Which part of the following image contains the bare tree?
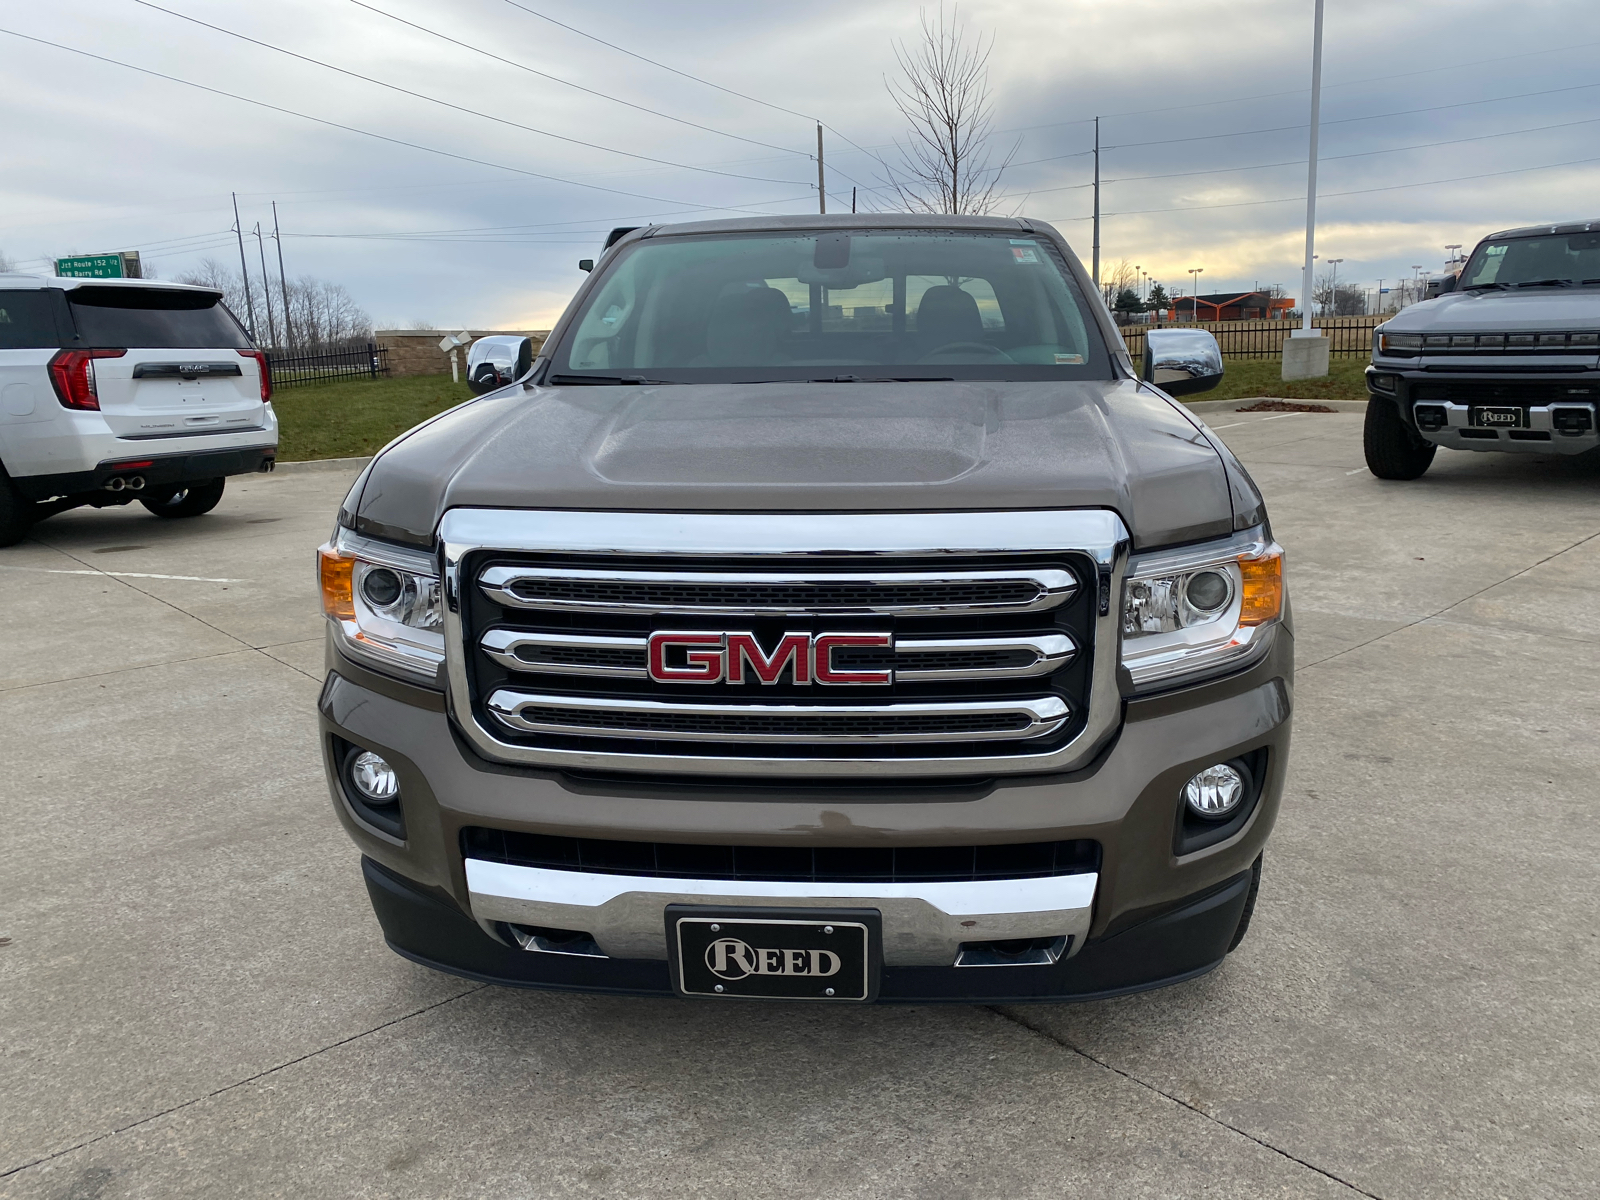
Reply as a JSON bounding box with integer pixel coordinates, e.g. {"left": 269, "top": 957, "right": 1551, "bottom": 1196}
{"left": 0, "top": 248, "right": 17, "bottom": 274}
{"left": 1102, "top": 258, "right": 1137, "bottom": 305}
{"left": 1312, "top": 269, "right": 1367, "bottom": 317}
{"left": 173, "top": 259, "right": 372, "bottom": 348}
{"left": 878, "top": 4, "right": 1015, "bottom": 215}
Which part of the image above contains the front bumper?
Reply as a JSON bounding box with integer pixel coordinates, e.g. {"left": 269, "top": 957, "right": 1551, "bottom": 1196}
{"left": 1366, "top": 363, "right": 1600, "bottom": 455}
{"left": 367, "top": 855, "right": 1256, "bottom": 1003}
{"left": 319, "top": 620, "right": 1292, "bottom": 1002}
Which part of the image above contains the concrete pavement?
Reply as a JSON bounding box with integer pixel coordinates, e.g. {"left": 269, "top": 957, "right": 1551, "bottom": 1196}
{"left": 1, "top": 416, "right": 1596, "bottom": 1199}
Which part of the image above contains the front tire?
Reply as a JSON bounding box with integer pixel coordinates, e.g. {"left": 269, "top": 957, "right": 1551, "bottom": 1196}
{"left": 1364, "top": 398, "right": 1436, "bottom": 480}
{"left": 0, "top": 472, "right": 35, "bottom": 546}
{"left": 140, "top": 477, "right": 226, "bottom": 519}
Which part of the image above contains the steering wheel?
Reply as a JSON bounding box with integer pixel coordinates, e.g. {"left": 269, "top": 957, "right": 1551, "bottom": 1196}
{"left": 918, "top": 341, "right": 1014, "bottom": 363}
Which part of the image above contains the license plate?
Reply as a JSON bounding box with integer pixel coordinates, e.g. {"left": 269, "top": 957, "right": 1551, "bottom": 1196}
{"left": 667, "top": 906, "right": 880, "bottom": 1001}
{"left": 1469, "top": 405, "right": 1525, "bottom": 428}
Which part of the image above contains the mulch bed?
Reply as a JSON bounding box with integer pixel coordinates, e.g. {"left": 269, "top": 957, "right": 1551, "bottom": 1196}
{"left": 1235, "top": 400, "right": 1337, "bottom": 413}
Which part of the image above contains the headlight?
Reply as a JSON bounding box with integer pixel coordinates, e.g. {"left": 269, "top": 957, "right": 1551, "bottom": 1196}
{"left": 318, "top": 528, "right": 444, "bottom": 682}
{"left": 1378, "top": 332, "right": 1422, "bottom": 354}
{"left": 1122, "top": 533, "right": 1284, "bottom": 690}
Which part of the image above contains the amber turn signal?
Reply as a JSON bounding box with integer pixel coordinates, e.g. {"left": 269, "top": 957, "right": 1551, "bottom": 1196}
{"left": 318, "top": 544, "right": 355, "bottom": 620}
{"left": 1237, "top": 547, "right": 1284, "bottom": 626}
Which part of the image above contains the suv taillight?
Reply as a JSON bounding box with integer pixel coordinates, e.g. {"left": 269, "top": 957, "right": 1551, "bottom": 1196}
{"left": 238, "top": 348, "right": 272, "bottom": 402}
{"left": 47, "top": 348, "right": 126, "bottom": 411}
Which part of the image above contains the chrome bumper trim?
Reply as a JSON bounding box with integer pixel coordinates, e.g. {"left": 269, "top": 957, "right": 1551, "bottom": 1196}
{"left": 484, "top": 690, "right": 1071, "bottom": 743}
{"left": 1414, "top": 400, "right": 1600, "bottom": 455}
{"left": 465, "top": 858, "right": 1098, "bottom": 966}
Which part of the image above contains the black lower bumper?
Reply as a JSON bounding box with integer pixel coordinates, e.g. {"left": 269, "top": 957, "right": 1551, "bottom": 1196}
{"left": 13, "top": 443, "right": 277, "bottom": 502}
{"left": 362, "top": 857, "right": 1255, "bottom": 1004}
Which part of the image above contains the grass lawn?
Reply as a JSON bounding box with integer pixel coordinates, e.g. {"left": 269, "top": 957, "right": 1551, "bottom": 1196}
{"left": 272, "top": 374, "right": 475, "bottom": 461}
{"left": 1195, "top": 356, "right": 1370, "bottom": 404}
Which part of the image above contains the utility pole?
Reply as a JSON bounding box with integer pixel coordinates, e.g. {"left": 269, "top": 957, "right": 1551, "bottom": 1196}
{"left": 1092, "top": 116, "right": 1101, "bottom": 289}
{"left": 272, "top": 201, "right": 294, "bottom": 349}
{"left": 253, "top": 223, "right": 278, "bottom": 348}
{"left": 851, "top": 186, "right": 856, "bottom": 213}
{"left": 812, "top": 124, "right": 825, "bottom": 216}
{"left": 231, "top": 192, "right": 258, "bottom": 341}
{"left": 1296, "top": 0, "right": 1325, "bottom": 336}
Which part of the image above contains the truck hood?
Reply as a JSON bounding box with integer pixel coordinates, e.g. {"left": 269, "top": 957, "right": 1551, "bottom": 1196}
{"left": 1385, "top": 287, "right": 1600, "bottom": 333}
{"left": 350, "top": 380, "right": 1249, "bottom": 551}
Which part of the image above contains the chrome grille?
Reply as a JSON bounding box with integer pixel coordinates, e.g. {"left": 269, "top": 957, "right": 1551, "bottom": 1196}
{"left": 485, "top": 692, "right": 1069, "bottom": 743}
{"left": 479, "top": 565, "right": 1075, "bottom": 615}
{"left": 441, "top": 509, "right": 1129, "bottom": 777}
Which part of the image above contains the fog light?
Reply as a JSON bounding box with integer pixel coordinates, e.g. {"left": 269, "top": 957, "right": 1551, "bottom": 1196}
{"left": 1184, "top": 764, "right": 1245, "bottom": 820}
{"left": 349, "top": 751, "right": 399, "bottom": 804}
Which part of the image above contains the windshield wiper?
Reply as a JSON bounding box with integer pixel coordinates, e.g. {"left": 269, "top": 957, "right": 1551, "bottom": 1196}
{"left": 1513, "top": 278, "right": 1575, "bottom": 288}
{"left": 545, "top": 373, "right": 678, "bottom": 385}
{"left": 1461, "top": 282, "right": 1509, "bottom": 291}
{"left": 805, "top": 375, "right": 958, "bottom": 383}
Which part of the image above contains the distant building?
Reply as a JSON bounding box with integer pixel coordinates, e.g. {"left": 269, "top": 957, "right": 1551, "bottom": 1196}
{"left": 1163, "top": 291, "right": 1296, "bottom": 321}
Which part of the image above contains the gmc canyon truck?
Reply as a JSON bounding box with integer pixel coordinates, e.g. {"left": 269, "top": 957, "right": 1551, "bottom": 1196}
{"left": 318, "top": 215, "right": 1291, "bottom": 1004}
{"left": 1366, "top": 221, "right": 1600, "bottom": 479}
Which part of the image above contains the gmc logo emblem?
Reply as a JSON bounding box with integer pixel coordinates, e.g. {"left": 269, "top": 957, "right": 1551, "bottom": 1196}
{"left": 647, "top": 631, "right": 892, "bottom": 686}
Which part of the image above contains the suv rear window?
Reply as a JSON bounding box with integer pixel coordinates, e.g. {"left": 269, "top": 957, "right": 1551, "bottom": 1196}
{"left": 67, "top": 286, "right": 250, "bottom": 349}
{"left": 0, "top": 291, "right": 66, "bottom": 349}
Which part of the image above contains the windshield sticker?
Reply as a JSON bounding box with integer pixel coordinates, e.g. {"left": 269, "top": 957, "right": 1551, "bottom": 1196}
{"left": 1011, "top": 246, "right": 1040, "bottom": 264}
{"left": 1054, "top": 353, "right": 1084, "bottom": 365}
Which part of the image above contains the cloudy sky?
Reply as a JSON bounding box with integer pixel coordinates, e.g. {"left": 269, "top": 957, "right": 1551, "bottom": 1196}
{"left": 4, "top": 0, "right": 1599, "bottom": 330}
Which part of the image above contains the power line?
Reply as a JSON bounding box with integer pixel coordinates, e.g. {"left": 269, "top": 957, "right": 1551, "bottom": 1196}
{"left": 345, "top": 0, "right": 806, "bottom": 158}
{"left": 1037, "top": 153, "right": 1600, "bottom": 222}
{"left": 130, "top": 1, "right": 810, "bottom": 187}
{"left": 1010, "top": 115, "right": 1600, "bottom": 197}
{"left": 492, "top": 0, "right": 885, "bottom": 191}
{"left": 0, "top": 26, "right": 806, "bottom": 214}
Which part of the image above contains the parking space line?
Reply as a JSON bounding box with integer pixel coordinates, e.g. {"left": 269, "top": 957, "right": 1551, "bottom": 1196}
{"left": 0, "top": 566, "right": 242, "bottom": 583}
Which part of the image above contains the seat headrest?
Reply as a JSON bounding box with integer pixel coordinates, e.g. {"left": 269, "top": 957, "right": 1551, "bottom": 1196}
{"left": 915, "top": 285, "right": 984, "bottom": 348}
{"left": 703, "top": 286, "right": 792, "bottom": 364}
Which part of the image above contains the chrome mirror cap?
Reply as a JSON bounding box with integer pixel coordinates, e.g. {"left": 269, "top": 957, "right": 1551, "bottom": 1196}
{"left": 1142, "top": 328, "right": 1224, "bottom": 396}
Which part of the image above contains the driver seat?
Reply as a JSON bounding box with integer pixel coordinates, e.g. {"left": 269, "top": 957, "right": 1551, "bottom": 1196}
{"left": 915, "top": 285, "right": 984, "bottom": 353}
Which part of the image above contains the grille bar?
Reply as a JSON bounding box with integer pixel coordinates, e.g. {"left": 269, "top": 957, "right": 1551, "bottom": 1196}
{"left": 478, "top": 565, "right": 1076, "bottom": 616}
{"left": 479, "top": 629, "right": 1075, "bottom": 682}
{"left": 485, "top": 690, "right": 1071, "bottom": 743}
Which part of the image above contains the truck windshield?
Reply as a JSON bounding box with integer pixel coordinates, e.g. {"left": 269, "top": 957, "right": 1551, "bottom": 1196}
{"left": 1459, "top": 231, "right": 1600, "bottom": 289}
{"left": 547, "top": 229, "right": 1109, "bottom": 383}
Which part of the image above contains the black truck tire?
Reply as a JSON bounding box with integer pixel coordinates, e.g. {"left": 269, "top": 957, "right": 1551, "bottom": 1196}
{"left": 0, "top": 471, "right": 35, "bottom": 546}
{"left": 140, "top": 477, "right": 226, "bottom": 519}
{"left": 1364, "top": 398, "right": 1436, "bottom": 480}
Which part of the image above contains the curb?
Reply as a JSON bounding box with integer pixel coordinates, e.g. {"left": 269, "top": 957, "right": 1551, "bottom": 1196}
{"left": 272, "top": 456, "right": 374, "bottom": 474}
{"left": 1184, "top": 397, "right": 1368, "bottom": 414}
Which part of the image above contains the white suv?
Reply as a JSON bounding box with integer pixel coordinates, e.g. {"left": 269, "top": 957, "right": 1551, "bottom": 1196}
{"left": 0, "top": 275, "right": 279, "bottom": 545}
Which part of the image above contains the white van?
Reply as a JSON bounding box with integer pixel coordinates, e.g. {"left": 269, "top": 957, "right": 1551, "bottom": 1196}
{"left": 0, "top": 275, "right": 278, "bottom": 545}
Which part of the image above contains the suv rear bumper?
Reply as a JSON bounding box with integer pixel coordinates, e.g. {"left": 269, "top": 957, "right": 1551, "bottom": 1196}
{"left": 11, "top": 442, "right": 277, "bottom": 501}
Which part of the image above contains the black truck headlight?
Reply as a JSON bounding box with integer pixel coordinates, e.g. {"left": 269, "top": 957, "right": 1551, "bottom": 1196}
{"left": 318, "top": 529, "right": 444, "bottom": 682}
{"left": 1122, "top": 534, "right": 1284, "bottom": 691}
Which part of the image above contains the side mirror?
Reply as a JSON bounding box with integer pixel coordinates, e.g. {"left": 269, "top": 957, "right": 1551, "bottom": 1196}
{"left": 1142, "top": 328, "right": 1224, "bottom": 396}
{"left": 1436, "top": 274, "right": 1458, "bottom": 295}
{"left": 578, "top": 258, "right": 594, "bottom": 273}
{"left": 514, "top": 337, "right": 535, "bottom": 380}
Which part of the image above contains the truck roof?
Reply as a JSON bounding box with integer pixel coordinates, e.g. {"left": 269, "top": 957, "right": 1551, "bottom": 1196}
{"left": 1485, "top": 219, "right": 1600, "bottom": 239}
{"left": 633, "top": 213, "right": 1049, "bottom": 238}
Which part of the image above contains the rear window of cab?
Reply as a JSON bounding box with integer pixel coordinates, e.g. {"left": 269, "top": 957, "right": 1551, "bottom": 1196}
{"left": 0, "top": 286, "right": 249, "bottom": 350}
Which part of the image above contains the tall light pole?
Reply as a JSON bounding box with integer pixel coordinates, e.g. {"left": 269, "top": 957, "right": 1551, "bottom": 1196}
{"left": 1326, "top": 257, "right": 1344, "bottom": 316}
{"left": 1445, "top": 243, "right": 1462, "bottom": 266}
{"left": 1295, "top": 0, "right": 1325, "bottom": 337}
{"left": 1376, "top": 278, "right": 1385, "bottom": 315}
{"left": 1092, "top": 116, "right": 1101, "bottom": 288}
{"left": 1190, "top": 267, "right": 1204, "bottom": 321}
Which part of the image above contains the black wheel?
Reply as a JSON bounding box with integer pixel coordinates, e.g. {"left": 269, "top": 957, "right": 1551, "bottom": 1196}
{"left": 1363, "top": 398, "right": 1436, "bottom": 480}
{"left": 1227, "top": 856, "right": 1263, "bottom": 953}
{"left": 140, "top": 477, "right": 226, "bottom": 519}
{"left": 0, "top": 471, "right": 35, "bottom": 546}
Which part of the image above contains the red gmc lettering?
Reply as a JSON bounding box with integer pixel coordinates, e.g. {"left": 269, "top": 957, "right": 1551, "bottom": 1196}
{"left": 813, "top": 633, "right": 893, "bottom": 685}
{"left": 726, "top": 632, "right": 810, "bottom": 684}
{"left": 646, "top": 632, "right": 724, "bottom": 683}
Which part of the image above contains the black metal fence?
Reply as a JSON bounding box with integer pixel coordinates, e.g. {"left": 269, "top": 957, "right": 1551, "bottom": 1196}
{"left": 1119, "top": 317, "right": 1380, "bottom": 364}
{"left": 265, "top": 340, "right": 389, "bottom": 389}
